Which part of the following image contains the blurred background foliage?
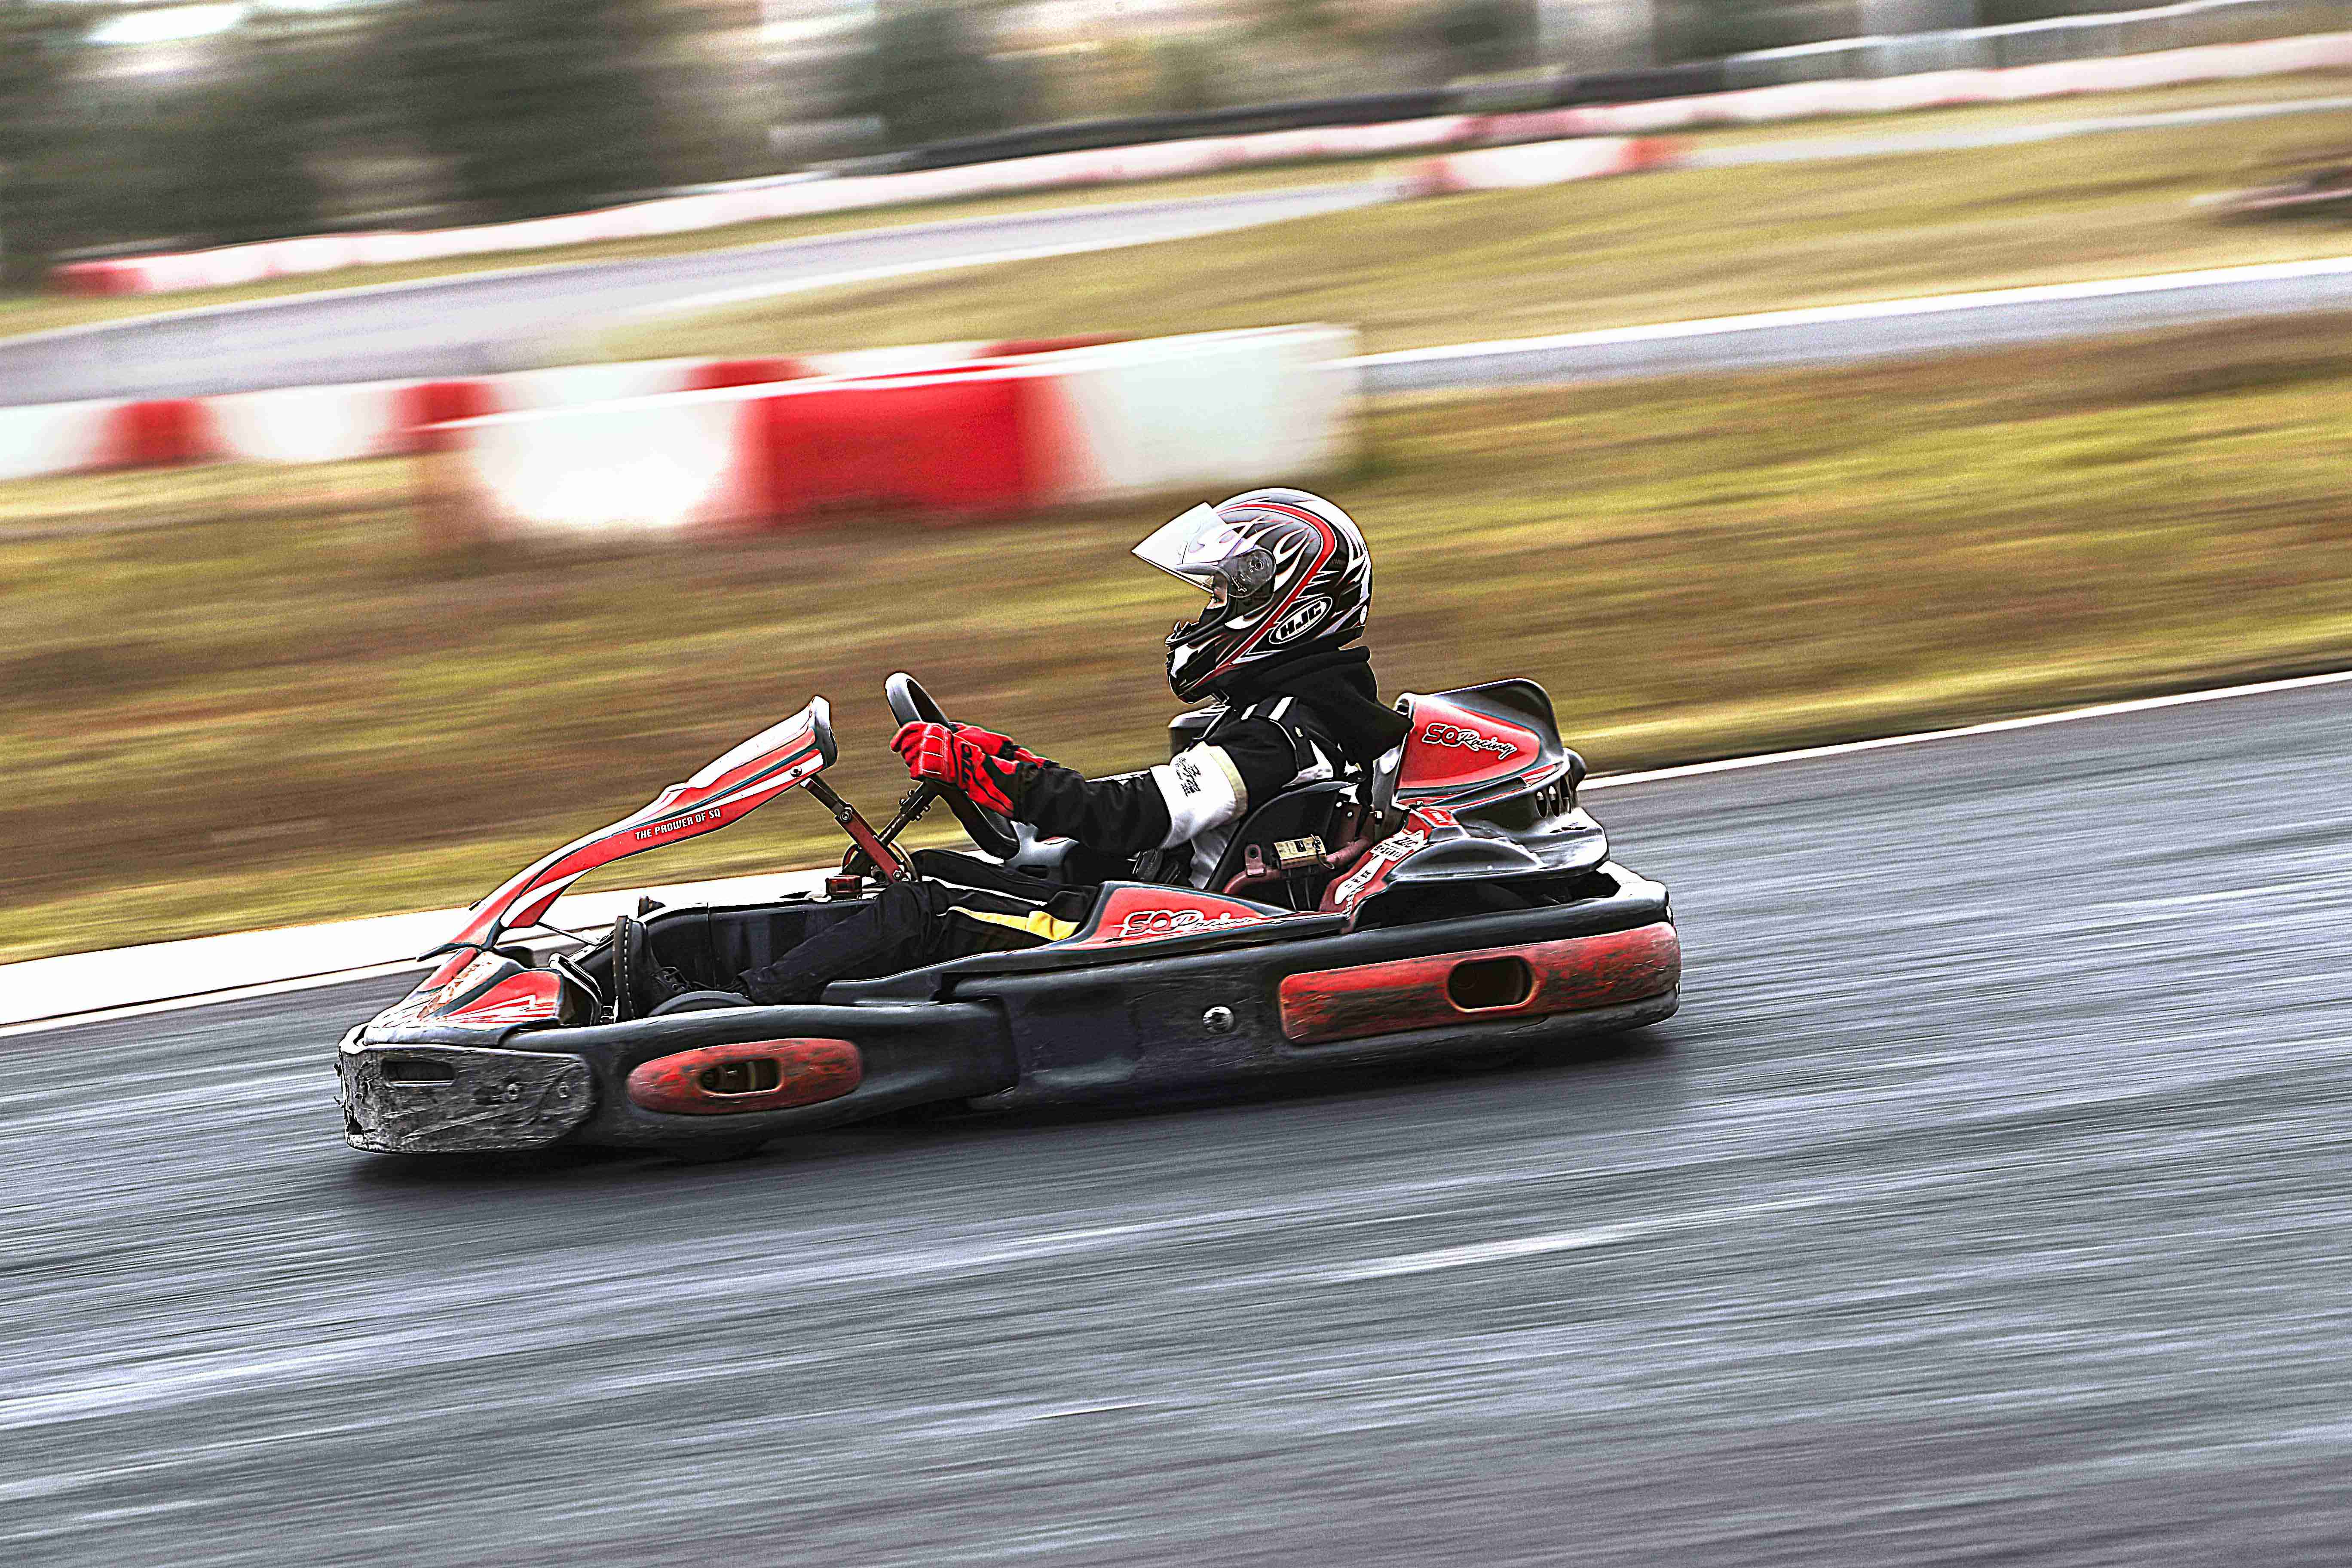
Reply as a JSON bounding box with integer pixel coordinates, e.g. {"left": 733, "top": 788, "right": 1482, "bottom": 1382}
{"left": 0, "top": 0, "right": 2275, "bottom": 286}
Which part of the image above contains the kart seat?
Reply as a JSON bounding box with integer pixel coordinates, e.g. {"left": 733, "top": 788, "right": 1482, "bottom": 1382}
{"left": 1206, "top": 779, "right": 1362, "bottom": 910}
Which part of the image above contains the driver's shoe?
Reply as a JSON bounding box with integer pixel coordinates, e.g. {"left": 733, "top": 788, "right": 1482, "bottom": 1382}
{"left": 612, "top": 915, "right": 693, "bottom": 1021}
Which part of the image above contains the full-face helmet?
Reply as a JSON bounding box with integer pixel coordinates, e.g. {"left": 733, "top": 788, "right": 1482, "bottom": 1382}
{"left": 1132, "top": 487, "right": 1372, "bottom": 702}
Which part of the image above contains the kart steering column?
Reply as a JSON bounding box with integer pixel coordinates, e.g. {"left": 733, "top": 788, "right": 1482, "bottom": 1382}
{"left": 873, "top": 781, "right": 943, "bottom": 849}
{"left": 803, "top": 776, "right": 911, "bottom": 882}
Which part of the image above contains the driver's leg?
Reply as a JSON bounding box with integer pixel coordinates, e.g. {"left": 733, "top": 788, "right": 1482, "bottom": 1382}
{"left": 734, "top": 879, "right": 1085, "bottom": 1006}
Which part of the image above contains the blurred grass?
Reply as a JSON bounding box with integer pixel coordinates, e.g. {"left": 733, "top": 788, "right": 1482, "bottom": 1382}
{"left": 606, "top": 100, "right": 2352, "bottom": 361}
{"left": 7, "top": 313, "right": 2352, "bottom": 962}
{"left": 6, "top": 70, "right": 2349, "bottom": 345}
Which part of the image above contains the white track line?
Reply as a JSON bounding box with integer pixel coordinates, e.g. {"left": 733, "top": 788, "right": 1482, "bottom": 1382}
{"left": 6, "top": 666, "right": 2348, "bottom": 1039}
{"left": 0, "top": 962, "right": 435, "bottom": 1043}
{"left": 1348, "top": 255, "right": 2352, "bottom": 371}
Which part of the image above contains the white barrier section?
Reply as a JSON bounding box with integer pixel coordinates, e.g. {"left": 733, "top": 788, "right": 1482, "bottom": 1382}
{"left": 1041, "top": 326, "right": 1362, "bottom": 499}
{"left": 0, "top": 399, "right": 122, "bottom": 481}
{"left": 1410, "top": 136, "right": 1674, "bottom": 194}
{"left": 440, "top": 388, "right": 769, "bottom": 537}
{"left": 798, "top": 342, "right": 988, "bottom": 377}
{"left": 208, "top": 380, "right": 415, "bottom": 465}
{"left": 496, "top": 359, "right": 713, "bottom": 411}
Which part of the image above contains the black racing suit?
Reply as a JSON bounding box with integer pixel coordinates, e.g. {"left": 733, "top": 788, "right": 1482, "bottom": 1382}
{"left": 734, "top": 643, "right": 1410, "bottom": 1005}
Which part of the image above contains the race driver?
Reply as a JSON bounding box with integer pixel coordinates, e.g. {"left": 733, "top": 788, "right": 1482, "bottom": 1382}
{"left": 626, "top": 486, "right": 1409, "bottom": 1014}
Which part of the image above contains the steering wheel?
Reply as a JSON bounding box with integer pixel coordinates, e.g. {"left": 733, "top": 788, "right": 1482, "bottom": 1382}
{"left": 885, "top": 672, "right": 1021, "bottom": 860}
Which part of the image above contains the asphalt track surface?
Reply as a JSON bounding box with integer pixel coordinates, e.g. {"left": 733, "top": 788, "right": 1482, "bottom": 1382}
{"left": 0, "top": 182, "right": 1392, "bottom": 406}
{"left": 6, "top": 678, "right": 2349, "bottom": 1565}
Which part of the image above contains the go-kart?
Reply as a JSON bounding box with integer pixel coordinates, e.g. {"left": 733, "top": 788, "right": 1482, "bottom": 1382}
{"left": 335, "top": 673, "right": 1680, "bottom": 1158}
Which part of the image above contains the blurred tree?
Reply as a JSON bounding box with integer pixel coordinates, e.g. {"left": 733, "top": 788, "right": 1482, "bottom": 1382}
{"left": 1148, "top": 37, "right": 1228, "bottom": 114}
{"left": 389, "top": 0, "right": 663, "bottom": 217}
{"left": 4, "top": 7, "right": 374, "bottom": 279}
{"left": 1249, "top": 0, "right": 1369, "bottom": 46}
{"left": 1657, "top": 0, "right": 1870, "bottom": 61}
{"left": 1426, "top": 0, "right": 1539, "bottom": 77}
{"left": 386, "top": 0, "right": 747, "bottom": 219}
{"left": 854, "top": 3, "right": 1031, "bottom": 149}
{"left": 153, "top": 20, "right": 354, "bottom": 245}
{"left": 0, "top": 0, "right": 84, "bottom": 286}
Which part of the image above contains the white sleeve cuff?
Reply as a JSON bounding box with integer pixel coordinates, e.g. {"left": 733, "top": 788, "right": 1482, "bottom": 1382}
{"left": 1150, "top": 743, "right": 1248, "bottom": 848}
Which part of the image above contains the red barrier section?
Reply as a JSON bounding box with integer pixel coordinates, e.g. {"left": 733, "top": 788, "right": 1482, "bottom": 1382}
{"left": 756, "top": 375, "right": 1042, "bottom": 523}
{"left": 396, "top": 380, "right": 500, "bottom": 453}
{"left": 52, "top": 262, "right": 136, "bottom": 298}
{"left": 95, "top": 400, "right": 215, "bottom": 468}
{"left": 682, "top": 358, "right": 814, "bottom": 391}
{"left": 1629, "top": 136, "right": 1685, "bottom": 172}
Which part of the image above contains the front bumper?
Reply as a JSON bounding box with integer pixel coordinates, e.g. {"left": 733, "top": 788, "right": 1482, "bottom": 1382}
{"left": 338, "top": 1001, "right": 1018, "bottom": 1156}
{"left": 336, "top": 1035, "right": 594, "bottom": 1153}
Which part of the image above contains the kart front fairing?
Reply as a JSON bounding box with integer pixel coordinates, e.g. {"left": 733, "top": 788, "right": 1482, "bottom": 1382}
{"left": 370, "top": 699, "right": 839, "bottom": 1042}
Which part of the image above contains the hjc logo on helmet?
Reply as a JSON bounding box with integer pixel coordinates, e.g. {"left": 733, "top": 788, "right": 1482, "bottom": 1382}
{"left": 1265, "top": 596, "right": 1331, "bottom": 646}
{"left": 1421, "top": 721, "right": 1516, "bottom": 757}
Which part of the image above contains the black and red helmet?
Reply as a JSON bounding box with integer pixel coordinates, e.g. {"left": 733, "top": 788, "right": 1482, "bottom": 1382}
{"left": 1133, "top": 487, "right": 1372, "bottom": 702}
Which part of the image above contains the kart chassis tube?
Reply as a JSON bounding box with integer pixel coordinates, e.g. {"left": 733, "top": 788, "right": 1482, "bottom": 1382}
{"left": 341, "top": 873, "right": 1672, "bottom": 1152}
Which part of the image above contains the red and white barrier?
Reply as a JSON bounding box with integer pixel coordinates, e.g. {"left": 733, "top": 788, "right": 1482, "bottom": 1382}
{"left": 1535, "top": 31, "right": 2352, "bottom": 135}
{"left": 424, "top": 326, "right": 1360, "bottom": 543}
{"left": 1407, "top": 136, "right": 1682, "bottom": 196}
{"left": 0, "top": 338, "right": 1115, "bottom": 481}
{"left": 55, "top": 30, "right": 2352, "bottom": 300}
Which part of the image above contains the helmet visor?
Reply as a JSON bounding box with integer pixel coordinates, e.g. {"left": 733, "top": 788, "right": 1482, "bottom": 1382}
{"left": 1133, "top": 503, "right": 1251, "bottom": 595}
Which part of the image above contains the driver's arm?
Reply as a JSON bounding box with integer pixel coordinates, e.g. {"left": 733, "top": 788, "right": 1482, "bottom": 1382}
{"left": 1008, "top": 719, "right": 1306, "bottom": 858}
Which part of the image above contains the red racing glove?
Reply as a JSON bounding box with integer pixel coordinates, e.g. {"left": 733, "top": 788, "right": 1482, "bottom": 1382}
{"left": 891, "top": 721, "right": 1023, "bottom": 815}
{"left": 940, "top": 722, "right": 1046, "bottom": 767}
